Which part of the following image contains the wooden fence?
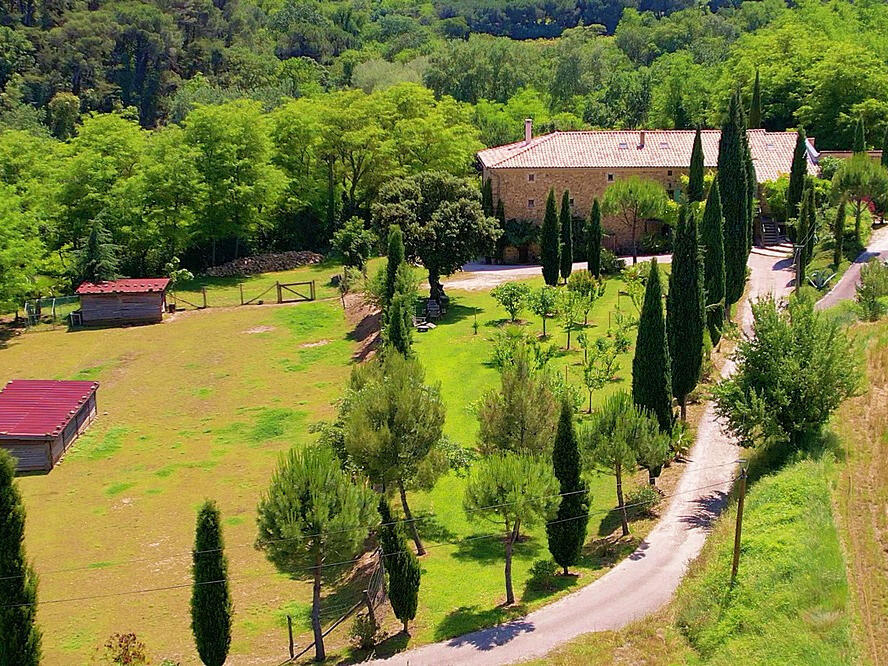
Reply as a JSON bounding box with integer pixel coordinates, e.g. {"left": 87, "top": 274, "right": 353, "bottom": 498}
{"left": 170, "top": 280, "right": 316, "bottom": 311}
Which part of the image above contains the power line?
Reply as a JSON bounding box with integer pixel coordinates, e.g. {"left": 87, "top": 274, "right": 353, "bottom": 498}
{"left": 0, "top": 475, "right": 739, "bottom": 610}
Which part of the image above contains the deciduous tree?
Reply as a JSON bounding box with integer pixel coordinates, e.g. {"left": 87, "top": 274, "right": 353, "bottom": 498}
{"left": 832, "top": 153, "right": 888, "bottom": 242}
{"left": 748, "top": 69, "right": 762, "bottom": 129}
{"left": 491, "top": 281, "right": 531, "bottom": 322}
{"left": 529, "top": 285, "right": 558, "bottom": 337}
{"left": 602, "top": 176, "right": 667, "bottom": 264}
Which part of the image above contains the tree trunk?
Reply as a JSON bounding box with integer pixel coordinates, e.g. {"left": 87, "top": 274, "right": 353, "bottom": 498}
{"left": 855, "top": 200, "right": 863, "bottom": 243}
{"left": 312, "top": 551, "right": 325, "bottom": 662}
{"left": 616, "top": 464, "right": 629, "bottom": 537}
{"left": 402, "top": 618, "right": 409, "bottom": 634}
{"left": 504, "top": 519, "right": 520, "bottom": 605}
{"left": 679, "top": 395, "right": 687, "bottom": 421}
{"left": 398, "top": 480, "right": 425, "bottom": 556}
{"left": 566, "top": 327, "right": 571, "bottom": 350}
{"left": 542, "top": 316, "right": 547, "bottom": 337}
{"left": 588, "top": 390, "right": 592, "bottom": 414}
{"left": 428, "top": 270, "right": 444, "bottom": 303}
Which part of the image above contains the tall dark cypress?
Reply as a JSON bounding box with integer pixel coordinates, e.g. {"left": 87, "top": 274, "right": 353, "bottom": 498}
{"left": 833, "top": 199, "right": 846, "bottom": 267}
{"left": 587, "top": 199, "right": 602, "bottom": 278}
{"left": 803, "top": 183, "right": 816, "bottom": 263}
{"left": 743, "top": 127, "right": 756, "bottom": 251}
{"left": 786, "top": 128, "right": 808, "bottom": 233}
{"left": 541, "top": 189, "right": 561, "bottom": 286}
{"left": 191, "top": 500, "right": 232, "bottom": 666}
{"left": 378, "top": 498, "right": 420, "bottom": 633}
{"left": 701, "top": 180, "right": 726, "bottom": 345}
{"left": 853, "top": 117, "right": 867, "bottom": 154}
{"left": 546, "top": 400, "right": 589, "bottom": 576}
{"left": 559, "top": 190, "right": 573, "bottom": 282}
{"left": 687, "top": 127, "right": 705, "bottom": 203}
{"left": 667, "top": 207, "right": 704, "bottom": 421}
{"left": 632, "top": 258, "right": 672, "bottom": 432}
{"left": 481, "top": 177, "right": 494, "bottom": 217}
{"left": 0, "top": 450, "right": 41, "bottom": 666}
{"left": 384, "top": 225, "right": 405, "bottom": 306}
{"left": 748, "top": 69, "right": 762, "bottom": 129}
{"left": 719, "top": 89, "right": 749, "bottom": 309}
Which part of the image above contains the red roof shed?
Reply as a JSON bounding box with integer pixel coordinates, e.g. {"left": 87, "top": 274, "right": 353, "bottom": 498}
{"left": 0, "top": 380, "right": 100, "bottom": 472}
{"left": 75, "top": 278, "right": 170, "bottom": 326}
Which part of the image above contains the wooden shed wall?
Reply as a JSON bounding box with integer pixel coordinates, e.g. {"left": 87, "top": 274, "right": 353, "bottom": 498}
{"left": 1, "top": 393, "right": 98, "bottom": 472}
{"left": 81, "top": 292, "right": 165, "bottom": 324}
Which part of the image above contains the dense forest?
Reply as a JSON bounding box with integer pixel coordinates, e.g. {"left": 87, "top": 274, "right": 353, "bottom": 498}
{"left": 1, "top": 0, "right": 888, "bottom": 306}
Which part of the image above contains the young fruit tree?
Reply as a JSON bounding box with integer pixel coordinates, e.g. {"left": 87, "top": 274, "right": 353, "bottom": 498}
{"left": 712, "top": 295, "right": 859, "bottom": 450}
{"left": 0, "top": 449, "right": 41, "bottom": 666}
{"left": 371, "top": 172, "right": 500, "bottom": 302}
{"left": 601, "top": 176, "right": 667, "bottom": 264}
{"left": 567, "top": 269, "right": 604, "bottom": 325}
{"left": 478, "top": 349, "right": 558, "bottom": 457}
{"left": 491, "top": 281, "right": 532, "bottom": 322}
{"left": 463, "top": 453, "right": 560, "bottom": 604}
{"left": 255, "top": 447, "right": 376, "bottom": 663}
{"left": 529, "top": 285, "right": 559, "bottom": 337}
{"left": 580, "top": 392, "right": 669, "bottom": 536}
{"left": 344, "top": 354, "right": 446, "bottom": 556}
{"left": 191, "top": 500, "right": 232, "bottom": 666}
{"left": 631, "top": 258, "right": 673, "bottom": 432}
{"left": 556, "top": 288, "right": 584, "bottom": 350}
{"left": 546, "top": 400, "right": 589, "bottom": 575}
{"left": 377, "top": 498, "right": 420, "bottom": 634}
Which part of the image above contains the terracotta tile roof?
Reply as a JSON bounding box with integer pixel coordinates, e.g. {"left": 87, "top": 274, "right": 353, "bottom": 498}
{"left": 76, "top": 278, "right": 170, "bottom": 295}
{"left": 477, "top": 129, "right": 818, "bottom": 183}
{"left": 0, "top": 379, "right": 98, "bottom": 439}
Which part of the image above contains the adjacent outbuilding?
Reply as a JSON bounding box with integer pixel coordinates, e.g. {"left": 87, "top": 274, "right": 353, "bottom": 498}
{"left": 74, "top": 278, "right": 170, "bottom": 326}
{"left": 0, "top": 380, "right": 99, "bottom": 472}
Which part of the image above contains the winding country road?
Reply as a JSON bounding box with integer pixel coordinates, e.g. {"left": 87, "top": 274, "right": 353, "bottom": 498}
{"left": 816, "top": 225, "right": 888, "bottom": 310}
{"left": 366, "top": 246, "right": 797, "bottom": 666}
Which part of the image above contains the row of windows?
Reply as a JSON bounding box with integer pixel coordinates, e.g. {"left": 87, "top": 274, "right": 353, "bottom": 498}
{"left": 527, "top": 189, "right": 680, "bottom": 209}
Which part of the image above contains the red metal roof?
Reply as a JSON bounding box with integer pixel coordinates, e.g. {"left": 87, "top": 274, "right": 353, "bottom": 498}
{"left": 0, "top": 380, "right": 99, "bottom": 439}
{"left": 477, "top": 129, "right": 819, "bottom": 183}
{"left": 76, "top": 278, "right": 170, "bottom": 295}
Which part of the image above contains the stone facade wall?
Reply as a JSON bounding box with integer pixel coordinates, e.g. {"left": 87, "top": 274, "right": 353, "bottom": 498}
{"left": 483, "top": 165, "right": 686, "bottom": 252}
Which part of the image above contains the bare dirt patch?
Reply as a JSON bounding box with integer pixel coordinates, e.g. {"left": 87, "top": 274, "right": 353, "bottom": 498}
{"left": 244, "top": 325, "right": 275, "bottom": 334}
{"left": 300, "top": 338, "right": 330, "bottom": 348}
{"left": 342, "top": 292, "right": 381, "bottom": 362}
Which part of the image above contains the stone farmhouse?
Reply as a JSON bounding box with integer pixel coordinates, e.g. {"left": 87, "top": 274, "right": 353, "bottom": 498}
{"left": 477, "top": 120, "right": 819, "bottom": 259}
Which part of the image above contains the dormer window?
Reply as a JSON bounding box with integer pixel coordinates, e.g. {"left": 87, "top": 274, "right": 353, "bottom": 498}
{"left": 660, "top": 142, "right": 669, "bottom": 149}
{"left": 618, "top": 142, "right": 628, "bottom": 150}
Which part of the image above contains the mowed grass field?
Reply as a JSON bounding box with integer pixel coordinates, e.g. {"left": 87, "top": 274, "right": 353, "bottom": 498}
{"left": 3, "top": 263, "right": 657, "bottom": 664}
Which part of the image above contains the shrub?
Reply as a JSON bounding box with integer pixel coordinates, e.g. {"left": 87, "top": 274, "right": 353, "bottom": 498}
{"left": 100, "top": 633, "right": 148, "bottom": 665}
{"left": 625, "top": 484, "right": 661, "bottom": 519}
{"left": 856, "top": 259, "right": 888, "bottom": 321}
{"left": 349, "top": 612, "right": 381, "bottom": 650}
{"left": 599, "top": 248, "right": 625, "bottom": 275}
{"left": 488, "top": 325, "right": 555, "bottom": 371}
{"left": 527, "top": 558, "right": 559, "bottom": 591}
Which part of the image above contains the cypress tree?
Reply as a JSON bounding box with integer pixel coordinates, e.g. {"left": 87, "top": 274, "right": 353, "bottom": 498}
{"left": 667, "top": 207, "right": 704, "bottom": 421}
{"left": 541, "top": 189, "right": 561, "bottom": 286}
{"left": 796, "top": 184, "right": 812, "bottom": 288}
{"left": 378, "top": 498, "right": 420, "bottom": 634}
{"left": 803, "top": 183, "right": 816, "bottom": 263}
{"left": 743, "top": 128, "right": 756, "bottom": 252}
{"left": 687, "top": 127, "right": 705, "bottom": 203}
{"left": 719, "top": 89, "right": 749, "bottom": 310}
{"left": 882, "top": 127, "right": 888, "bottom": 169}
{"left": 191, "top": 499, "right": 232, "bottom": 666}
{"left": 384, "top": 292, "right": 413, "bottom": 357}
{"left": 853, "top": 117, "right": 866, "bottom": 154}
{"left": 559, "top": 190, "right": 573, "bottom": 282}
{"left": 384, "top": 225, "right": 405, "bottom": 306}
{"left": 632, "top": 258, "right": 672, "bottom": 432}
{"left": 546, "top": 400, "right": 589, "bottom": 576}
{"left": 0, "top": 450, "right": 41, "bottom": 666}
{"left": 701, "top": 180, "right": 726, "bottom": 345}
{"left": 748, "top": 69, "right": 762, "bottom": 129}
{"left": 786, "top": 128, "right": 808, "bottom": 236}
{"left": 587, "top": 199, "right": 602, "bottom": 278}
{"left": 833, "top": 199, "right": 846, "bottom": 267}
{"left": 481, "top": 178, "right": 494, "bottom": 217}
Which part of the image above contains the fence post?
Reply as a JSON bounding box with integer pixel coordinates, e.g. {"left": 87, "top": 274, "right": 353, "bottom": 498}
{"left": 363, "top": 589, "right": 377, "bottom": 630}
{"left": 276, "top": 281, "right": 282, "bottom": 304}
{"left": 310, "top": 280, "right": 316, "bottom": 301}
{"left": 239, "top": 283, "right": 244, "bottom": 306}
{"left": 201, "top": 287, "right": 207, "bottom": 309}
{"left": 287, "top": 615, "right": 294, "bottom": 659}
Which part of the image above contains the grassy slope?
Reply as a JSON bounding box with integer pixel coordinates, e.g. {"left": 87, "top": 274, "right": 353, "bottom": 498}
{"left": 4, "top": 264, "right": 663, "bottom": 664}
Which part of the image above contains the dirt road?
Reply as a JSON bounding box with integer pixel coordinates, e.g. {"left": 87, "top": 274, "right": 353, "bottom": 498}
{"left": 366, "top": 246, "right": 795, "bottom": 666}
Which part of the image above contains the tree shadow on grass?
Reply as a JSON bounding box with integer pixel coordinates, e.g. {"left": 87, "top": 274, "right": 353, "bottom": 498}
{"left": 520, "top": 571, "right": 581, "bottom": 604}
{"left": 338, "top": 630, "right": 411, "bottom": 664}
{"left": 434, "top": 604, "right": 531, "bottom": 644}
{"left": 436, "top": 302, "right": 484, "bottom": 325}
{"left": 415, "top": 514, "right": 459, "bottom": 543}
{"left": 451, "top": 533, "right": 543, "bottom": 564}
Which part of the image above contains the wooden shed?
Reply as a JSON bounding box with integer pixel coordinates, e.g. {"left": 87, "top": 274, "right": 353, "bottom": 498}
{"left": 0, "top": 380, "right": 99, "bottom": 473}
{"left": 75, "top": 278, "right": 170, "bottom": 326}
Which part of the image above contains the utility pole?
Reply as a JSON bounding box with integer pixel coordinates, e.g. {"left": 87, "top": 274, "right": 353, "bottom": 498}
{"left": 730, "top": 467, "right": 748, "bottom": 587}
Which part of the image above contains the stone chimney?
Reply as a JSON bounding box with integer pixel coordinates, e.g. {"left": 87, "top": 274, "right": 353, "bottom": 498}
{"left": 638, "top": 130, "right": 646, "bottom": 149}
{"left": 525, "top": 118, "right": 533, "bottom": 145}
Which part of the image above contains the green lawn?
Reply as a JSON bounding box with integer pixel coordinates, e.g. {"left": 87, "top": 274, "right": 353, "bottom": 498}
{"left": 3, "top": 264, "right": 657, "bottom": 664}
